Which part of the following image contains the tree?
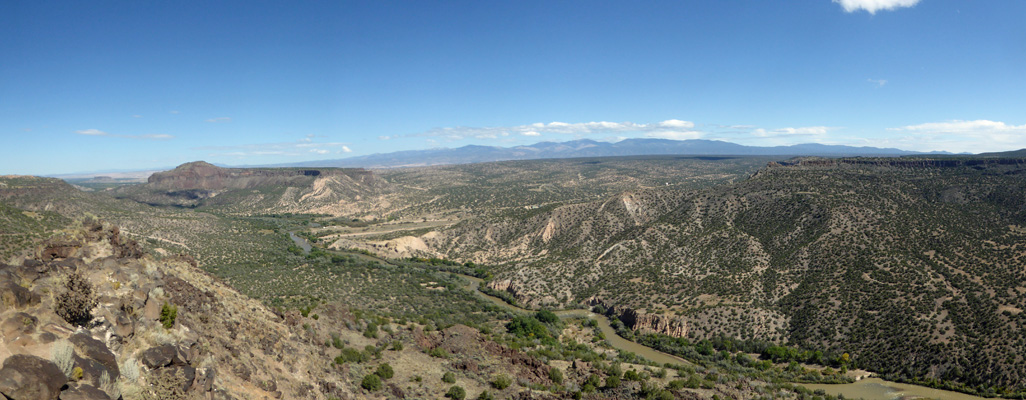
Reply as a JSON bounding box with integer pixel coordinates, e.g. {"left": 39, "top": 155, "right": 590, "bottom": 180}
{"left": 548, "top": 367, "right": 563, "bottom": 384}
{"left": 491, "top": 374, "right": 512, "bottom": 390}
{"left": 446, "top": 385, "right": 466, "bottom": 399}
{"left": 361, "top": 374, "right": 382, "bottom": 391}
{"left": 375, "top": 363, "right": 394, "bottom": 379}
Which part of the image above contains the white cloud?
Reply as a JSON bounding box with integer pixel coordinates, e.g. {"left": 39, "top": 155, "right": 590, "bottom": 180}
{"left": 76, "top": 129, "right": 108, "bottom": 136}
{"left": 205, "top": 117, "right": 232, "bottom": 123}
{"left": 645, "top": 130, "right": 703, "bottom": 140}
{"left": 833, "top": 0, "right": 920, "bottom": 14}
{"left": 74, "top": 129, "right": 174, "bottom": 140}
{"left": 195, "top": 138, "right": 351, "bottom": 158}
{"left": 410, "top": 119, "right": 701, "bottom": 141}
{"left": 169, "top": 110, "right": 180, "bottom": 114}
{"left": 141, "top": 134, "right": 175, "bottom": 140}
{"left": 378, "top": 136, "right": 391, "bottom": 140}
{"left": 752, "top": 126, "right": 832, "bottom": 137}
{"left": 867, "top": 78, "right": 887, "bottom": 87}
{"left": 657, "top": 119, "right": 695, "bottom": 129}
{"left": 132, "top": 115, "right": 143, "bottom": 118}
{"left": 889, "top": 120, "right": 1026, "bottom": 153}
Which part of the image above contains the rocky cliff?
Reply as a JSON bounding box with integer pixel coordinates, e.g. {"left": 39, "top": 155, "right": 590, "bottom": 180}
{"left": 145, "top": 161, "right": 382, "bottom": 191}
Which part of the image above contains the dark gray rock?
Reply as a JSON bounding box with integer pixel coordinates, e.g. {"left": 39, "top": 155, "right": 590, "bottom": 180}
{"left": 140, "top": 344, "right": 182, "bottom": 369}
{"left": 68, "top": 333, "right": 119, "bottom": 380}
{"left": 0, "top": 354, "right": 68, "bottom": 400}
{"left": 58, "top": 383, "right": 111, "bottom": 400}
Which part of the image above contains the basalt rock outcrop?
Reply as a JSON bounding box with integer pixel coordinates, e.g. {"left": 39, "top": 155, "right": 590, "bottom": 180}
{"left": 612, "top": 306, "right": 688, "bottom": 338}
{"left": 0, "top": 220, "right": 354, "bottom": 399}
{"left": 118, "top": 161, "right": 392, "bottom": 213}
{"left": 588, "top": 300, "right": 689, "bottom": 338}
{"left": 145, "top": 161, "right": 381, "bottom": 191}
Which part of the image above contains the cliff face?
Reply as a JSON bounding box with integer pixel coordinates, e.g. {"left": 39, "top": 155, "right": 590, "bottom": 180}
{"left": 121, "top": 161, "right": 392, "bottom": 214}
{"left": 602, "top": 304, "right": 689, "bottom": 338}
{"left": 145, "top": 161, "right": 381, "bottom": 191}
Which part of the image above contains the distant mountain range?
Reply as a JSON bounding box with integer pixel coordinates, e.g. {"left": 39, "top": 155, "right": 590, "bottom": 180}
{"left": 275, "top": 138, "right": 957, "bottom": 169}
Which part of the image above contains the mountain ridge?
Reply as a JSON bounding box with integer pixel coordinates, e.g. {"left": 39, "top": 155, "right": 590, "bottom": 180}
{"left": 273, "top": 138, "right": 958, "bottom": 169}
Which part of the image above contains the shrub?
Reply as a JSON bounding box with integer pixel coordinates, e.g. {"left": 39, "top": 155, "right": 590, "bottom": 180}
{"left": 335, "top": 348, "right": 367, "bottom": 364}
{"left": 605, "top": 375, "right": 620, "bottom": 388}
{"left": 535, "top": 309, "right": 559, "bottom": 324}
{"left": 491, "top": 374, "right": 512, "bottom": 390}
{"left": 375, "top": 363, "right": 394, "bottom": 379}
{"left": 54, "top": 272, "right": 97, "bottom": 326}
{"left": 361, "top": 374, "right": 382, "bottom": 391}
{"left": 445, "top": 385, "right": 466, "bottom": 399}
{"left": 364, "top": 323, "right": 378, "bottom": 338}
{"left": 160, "top": 303, "right": 178, "bottom": 329}
{"left": 477, "top": 390, "right": 494, "bottom": 400}
{"left": 429, "top": 347, "right": 450, "bottom": 359}
{"left": 548, "top": 367, "right": 563, "bottom": 384}
{"left": 442, "top": 372, "right": 456, "bottom": 383}
{"left": 50, "top": 339, "right": 75, "bottom": 378}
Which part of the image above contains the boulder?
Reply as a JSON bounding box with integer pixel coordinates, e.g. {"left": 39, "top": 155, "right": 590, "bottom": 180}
{"left": 68, "top": 333, "right": 119, "bottom": 380}
{"left": 0, "top": 280, "right": 40, "bottom": 311}
{"left": 58, "top": 384, "right": 111, "bottom": 400}
{"left": 1, "top": 312, "right": 38, "bottom": 337}
{"left": 0, "top": 354, "right": 68, "bottom": 400}
{"left": 140, "top": 344, "right": 183, "bottom": 369}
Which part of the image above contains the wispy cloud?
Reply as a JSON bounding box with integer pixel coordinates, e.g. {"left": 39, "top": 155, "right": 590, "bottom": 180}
{"left": 867, "top": 78, "right": 887, "bottom": 87}
{"left": 888, "top": 120, "right": 1026, "bottom": 153}
{"left": 169, "top": 110, "right": 180, "bottom": 114}
{"left": 205, "top": 117, "right": 232, "bottom": 123}
{"left": 407, "top": 119, "right": 702, "bottom": 141}
{"left": 74, "top": 129, "right": 174, "bottom": 140}
{"left": 833, "top": 0, "right": 920, "bottom": 14}
{"left": 752, "top": 126, "right": 832, "bottom": 137}
{"left": 194, "top": 138, "right": 352, "bottom": 158}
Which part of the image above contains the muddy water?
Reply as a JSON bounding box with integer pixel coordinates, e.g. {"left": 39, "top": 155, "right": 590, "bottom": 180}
{"left": 288, "top": 232, "right": 312, "bottom": 254}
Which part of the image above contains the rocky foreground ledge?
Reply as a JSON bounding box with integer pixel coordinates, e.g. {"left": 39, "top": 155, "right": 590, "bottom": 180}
{"left": 0, "top": 220, "right": 350, "bottom": 400}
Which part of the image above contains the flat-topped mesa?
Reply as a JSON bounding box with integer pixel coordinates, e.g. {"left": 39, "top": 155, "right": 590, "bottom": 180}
{"left": 146, "top": 161, "right": 380, "bottom": 191}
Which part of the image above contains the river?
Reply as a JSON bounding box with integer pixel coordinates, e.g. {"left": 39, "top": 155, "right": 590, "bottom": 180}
{"left": 292, "top": 233, "right": 987, "bottom": 400}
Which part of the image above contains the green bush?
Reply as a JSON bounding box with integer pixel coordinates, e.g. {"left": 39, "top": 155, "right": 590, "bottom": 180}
{"left": 605, "top": 375, "right": 621, "bottom": 388}
{"left": 548, "top": 367, "right": 563, "bottom": 384}
{"left": 375, "top": 363, "right": 394, "bottom": 380}
{"left": 442, "top": 372, "right": 456, "bottom": 383}
{"left": 477, "top": 390, "right": 494, "bottom": 400}
{"left": 445, "top": 385, "right": 466, "bottom": 400}
{"left": 491, "top": 374, "right": 512, "bottom": 390}
{"left": 159, "top": 303, "right": 178, "bottom": 329}
{"left": 361, "top": 374, "right": 382, "bottom": 391}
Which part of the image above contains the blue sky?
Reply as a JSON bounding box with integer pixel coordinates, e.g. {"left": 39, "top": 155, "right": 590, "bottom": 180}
{"left": 2, "top": 0, "right": 1025, "bottom": 175}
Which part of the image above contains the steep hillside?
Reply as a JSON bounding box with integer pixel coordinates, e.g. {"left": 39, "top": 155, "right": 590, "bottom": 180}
{"left": 429, "top": 156, "right": 1026, "bottom": 395}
